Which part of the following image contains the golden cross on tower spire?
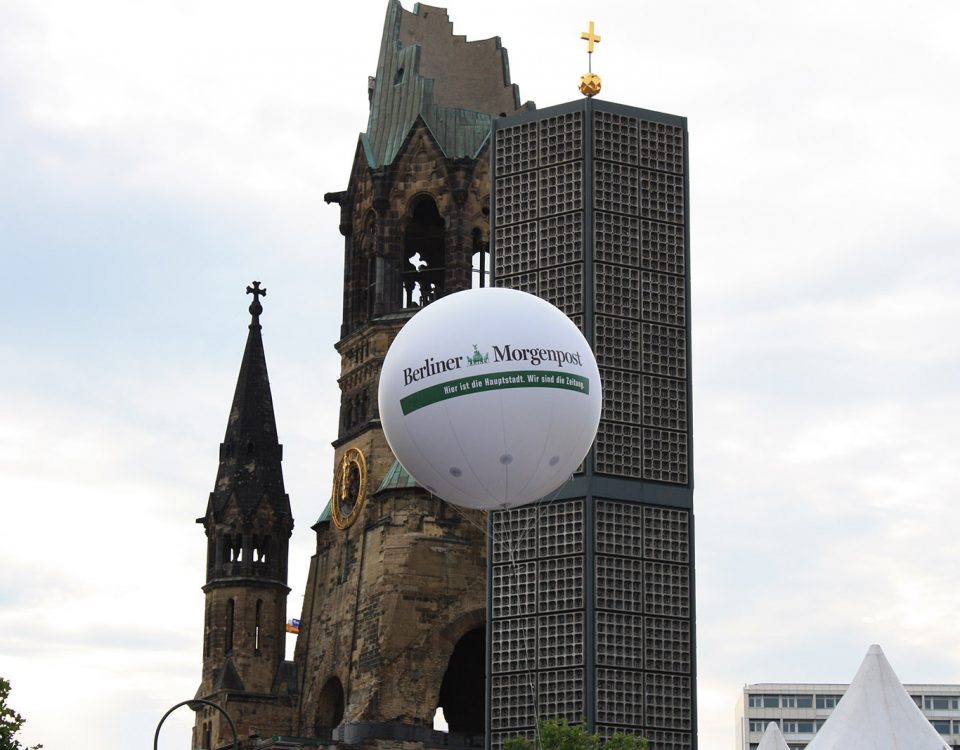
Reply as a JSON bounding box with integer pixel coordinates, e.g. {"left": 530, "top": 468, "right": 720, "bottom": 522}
{"left": 580, "top": 20, "right": 601, "bottom": 54}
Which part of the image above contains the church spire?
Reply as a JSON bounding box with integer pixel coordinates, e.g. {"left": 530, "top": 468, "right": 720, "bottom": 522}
{"left": 209, "top": 281, "right": 288, "bottom": 521}
{"left": 199, "top": 282, "right": 293, "bottom": 589}
{"left": 193, "top": 283, "right": 297, "bottom": 747}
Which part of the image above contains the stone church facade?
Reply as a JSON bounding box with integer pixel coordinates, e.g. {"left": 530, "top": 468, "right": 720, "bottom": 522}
{"left": 192, "top": 3, "right": 531, "bottom": 748}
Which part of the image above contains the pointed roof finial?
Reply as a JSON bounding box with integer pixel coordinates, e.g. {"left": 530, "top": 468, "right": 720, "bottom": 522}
{"left": 246, "top": 281, "right": 266, "bottom": 326}
{"left": 579, "top": 20, "right": 602, "bottom": 97}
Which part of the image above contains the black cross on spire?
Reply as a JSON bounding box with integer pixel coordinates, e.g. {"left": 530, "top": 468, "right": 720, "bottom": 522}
{"left": 247, "top": 281, "right": 266, "bottom": 324}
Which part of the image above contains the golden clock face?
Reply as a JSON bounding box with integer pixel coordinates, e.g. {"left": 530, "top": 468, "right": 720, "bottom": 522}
{"left": 331, "top": 447, "right": 367, "bottom": 529}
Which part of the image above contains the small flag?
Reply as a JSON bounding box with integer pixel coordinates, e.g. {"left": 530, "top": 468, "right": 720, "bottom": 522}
{"left": 285, "top": 618, "right": 300, "bottom": 634}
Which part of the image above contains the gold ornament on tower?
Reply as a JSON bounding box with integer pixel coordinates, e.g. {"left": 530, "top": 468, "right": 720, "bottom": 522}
{"left": 331, "top": 447, "right": 367, "bottom": 529}
{"left": 579, "top": 73, "right": 602, "bottom": 97}
{"left": 579, "top": 20, "right": 602, "bottom": 97}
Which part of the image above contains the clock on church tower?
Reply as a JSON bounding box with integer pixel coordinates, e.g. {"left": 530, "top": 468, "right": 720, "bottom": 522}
{"left": 330, "top": 447, "right": 367, "bottom": 529}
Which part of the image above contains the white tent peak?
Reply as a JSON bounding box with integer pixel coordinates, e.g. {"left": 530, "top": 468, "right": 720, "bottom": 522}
{"left": 757, "top": 721, "right": 790, "bottom": 750}
{"left": 805, "top": 644, "right": 950, "bottom": 750}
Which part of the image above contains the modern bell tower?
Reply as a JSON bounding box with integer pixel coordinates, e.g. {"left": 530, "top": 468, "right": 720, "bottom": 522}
{"left": 488, "top": 95, "right": 696, "bottom": 750}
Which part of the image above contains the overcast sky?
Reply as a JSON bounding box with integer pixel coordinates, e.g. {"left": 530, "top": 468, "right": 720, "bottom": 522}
{"left": 1, "top": 0, "right": 959, "bottom": 748}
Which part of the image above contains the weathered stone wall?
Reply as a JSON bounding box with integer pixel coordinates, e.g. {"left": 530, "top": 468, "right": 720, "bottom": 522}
{"left": 296, "top": 486, "right": 486, "bottom": 733}
{"left": 194, "top": 694, "right": 297, "bottom": 750}
{"left": 199, "top": 584, "right": 288, "bottom": 692}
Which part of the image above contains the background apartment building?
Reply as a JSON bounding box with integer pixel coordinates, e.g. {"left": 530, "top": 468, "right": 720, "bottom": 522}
{"left": 736, "top": 683, "right": 960, "bottom": 750}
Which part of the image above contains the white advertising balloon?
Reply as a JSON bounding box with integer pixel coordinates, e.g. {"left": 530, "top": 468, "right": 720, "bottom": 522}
{"left": 378, "top": 287, "right": 602, "bottom": 510}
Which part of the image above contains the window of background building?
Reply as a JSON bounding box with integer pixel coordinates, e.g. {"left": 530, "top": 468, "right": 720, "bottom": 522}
{"left": 925, "top": 697, "right": 960, "bottom": 711}
{"left": 816, "top": 695, "right": 841, "bottom": 709}
{"left": 782, "top": 695, "right": 813, "bottom": 708}
{"left": 749, "top": 721, "right": 768, "bottom": 732}
{"left": 932, "top": 720, "right": 952, "bottom": 734}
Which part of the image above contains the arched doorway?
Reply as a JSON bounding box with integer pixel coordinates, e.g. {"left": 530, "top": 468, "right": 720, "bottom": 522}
{"left": 314, "top": 676, "right": 345, "bottom": 738}
{"left": 437, "top": 626, "right": 485, "bottom": 734}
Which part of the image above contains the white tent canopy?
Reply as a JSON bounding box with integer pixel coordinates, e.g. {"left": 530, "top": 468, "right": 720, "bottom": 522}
{"left": 757, "top": 721, "right": 790, "bottom": 750}
{"left": 805, "top": 644, "right": 950, "bottom": 750}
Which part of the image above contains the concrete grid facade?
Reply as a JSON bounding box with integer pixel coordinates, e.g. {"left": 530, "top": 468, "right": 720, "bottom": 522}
{"left": 488, "top": 98, "right": 695, "bottom": 750}
{"left": 736, "top": 683, "right": 960, "bottom": 750}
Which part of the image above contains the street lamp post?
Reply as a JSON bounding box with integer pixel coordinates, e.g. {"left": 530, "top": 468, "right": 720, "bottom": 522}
{"left": 154, "top": 698, "right": 239, "bottom": 750}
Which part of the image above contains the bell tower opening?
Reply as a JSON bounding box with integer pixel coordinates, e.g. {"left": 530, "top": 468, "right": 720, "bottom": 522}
{"left": 437, "top": 626, "right": 485, "bottom": 735}
{"left": 402, "top": 196, "right": 445, "bottom": 308}
{"left": 471, "top": 228, "right": 489, "bottom": 289}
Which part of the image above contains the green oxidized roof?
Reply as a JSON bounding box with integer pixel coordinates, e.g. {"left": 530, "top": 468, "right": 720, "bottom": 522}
{"left": 315, "top": 501, "right": 331, "bottom": 526}
{"left": 376, "top": 460, "right": 421, "bottom": 492}
{"left": 362, "top": 1, "right": 529, "bottom": 168}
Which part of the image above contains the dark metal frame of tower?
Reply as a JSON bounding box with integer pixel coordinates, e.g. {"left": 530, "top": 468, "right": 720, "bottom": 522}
{"left": 486, "top": 97, "right": 696, "bottom": 750}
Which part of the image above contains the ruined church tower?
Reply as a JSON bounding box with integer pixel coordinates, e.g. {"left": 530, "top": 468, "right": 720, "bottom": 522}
{"left": 293, "top": 2, "right": 530, "bottom": 744}
{"left": 193, "top": 285, "right": 298, "bottom": 749}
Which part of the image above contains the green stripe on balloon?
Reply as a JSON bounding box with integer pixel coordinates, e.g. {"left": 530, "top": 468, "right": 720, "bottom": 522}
{"left": 400, "top": 370, "right": 590, "bottom": 416}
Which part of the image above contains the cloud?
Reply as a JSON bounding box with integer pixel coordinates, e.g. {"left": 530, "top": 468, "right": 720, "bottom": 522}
{"left": 2, "top": 2, "right": 960, "bottom": 749}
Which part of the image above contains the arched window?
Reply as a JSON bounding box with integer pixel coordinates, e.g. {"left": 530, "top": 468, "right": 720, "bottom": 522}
{"left": 203, "top": 601, "right": 211, "bottom": 659}
{"left": 363, "top": 214, "right": 376, "bottom": 314}
{"left": 358, "top": 391, "right": 368, "bottom": 423}
{"left": 225, "top": 599, "right": 235, "bottom": 654}
{"left": 255, "top": 599, "right": 262, "bottom": 654}
{"left": 366, "top": 257, "right": 377, "bottom": 319}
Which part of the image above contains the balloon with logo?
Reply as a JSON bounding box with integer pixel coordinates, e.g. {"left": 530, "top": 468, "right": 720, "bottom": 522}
{"left": 378, "top": 287, "right": 602, "bottom": 510}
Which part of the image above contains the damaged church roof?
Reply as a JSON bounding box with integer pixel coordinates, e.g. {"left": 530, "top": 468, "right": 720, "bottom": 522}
{"left": 362, "top": 0, "right": 532, "bottom": 167}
